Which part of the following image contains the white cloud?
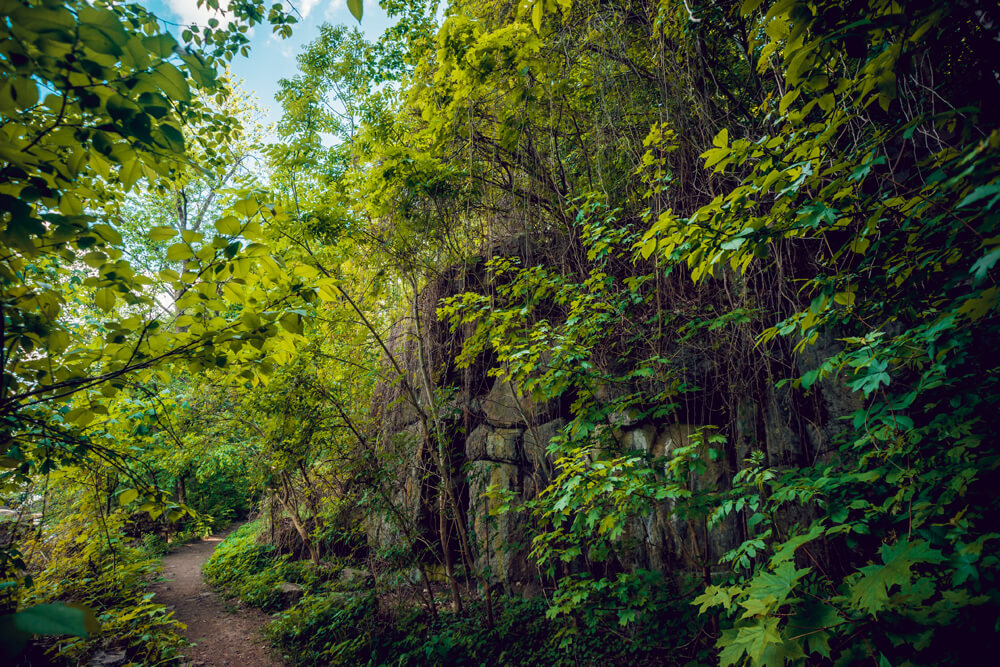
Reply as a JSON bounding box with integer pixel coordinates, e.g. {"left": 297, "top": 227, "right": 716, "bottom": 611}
{"left": 166, "top": 1, "right": 323, "bottom": 33}
{"left": 323, "top": 0, "right": 346, "bottom": 20}
{"left": 299, "top": 0, "right": 321, "bottom": 19}
{"left": 166, "top": 0, "right": 233, "bottom": 27}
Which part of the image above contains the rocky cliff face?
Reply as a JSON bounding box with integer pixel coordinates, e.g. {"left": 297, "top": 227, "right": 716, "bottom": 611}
{"left": 368, "top": 244, "right": 859, "bottom": 589}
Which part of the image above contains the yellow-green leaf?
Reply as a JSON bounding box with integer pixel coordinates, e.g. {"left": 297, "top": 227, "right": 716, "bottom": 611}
{"left": 151, "top": 63, "right": 190, "bottom": 101}
{"left": 165, "top": 243, "right": 194, "bottom": 262}
{"left": 279, "top": 312, "right": 303, "bottom": 334}
{"left": 347, "top": 0, "right": 363, "bottom": 22}
{"left": 215, "top": 215, "right": 241, "bottom": 235}
{"left": 148, "top": 226, "right": 177, "bottom": 241}
{"left": 120, "top": 158, "right": 142, "bottom": 190}
{"left": 223, "top": 282, "right": 245, "bottom": 303}
{"left": 95, "top": 288, "right": 115, "bottom": 312}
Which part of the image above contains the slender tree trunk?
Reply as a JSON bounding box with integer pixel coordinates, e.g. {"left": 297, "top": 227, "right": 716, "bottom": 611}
{"left": 276, "top": 475, "right": 321, "bottom": 565}
{"left": 409, "top": 280, "right": 496, "bottom": 625}
{"left": 175, "top": 474, "right": 187, "bottom": 506}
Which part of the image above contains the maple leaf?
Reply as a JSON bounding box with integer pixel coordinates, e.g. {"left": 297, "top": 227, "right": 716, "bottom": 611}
{"left": 849, "top": 539, "right": 944, "bottom": 616}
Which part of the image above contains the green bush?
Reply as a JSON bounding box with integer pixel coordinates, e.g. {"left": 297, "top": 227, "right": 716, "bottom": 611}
{"left": 138, "top": 533, "right": 169, "bottom": 558}
{"left": 208, "top": 522, "right": 706, "bottom": 665}
{"left": 203, "top": 520, "right": 343, "bottom": 609}
{"left": 203, "top": 520, "right": 289, "bottom": 610}
{"left": 16, "top": 513, "right": 186, "bottom": 665}
{"left": 265, "top": 592, "right": 705, "bottom": 666}
{"left": 267, "top": 592, "right": 376, "bottom": 664}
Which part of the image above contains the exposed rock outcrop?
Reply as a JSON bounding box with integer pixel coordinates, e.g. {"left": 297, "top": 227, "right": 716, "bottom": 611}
{"left": 367, "top": 244, "right": 859, "bottom": 588}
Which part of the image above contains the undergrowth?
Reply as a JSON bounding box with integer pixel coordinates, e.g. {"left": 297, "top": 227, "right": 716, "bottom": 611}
{"left": 206, "top": 521, "right": 709, "bottom": 666}
{"left": 266, "top": 593, "right": 708, "bottom": 666}
{"left": 14, "top": 512, "right": 187, "bottom": 665}
{"left": 203, "top": 519, "right": 329, "bottom": 610}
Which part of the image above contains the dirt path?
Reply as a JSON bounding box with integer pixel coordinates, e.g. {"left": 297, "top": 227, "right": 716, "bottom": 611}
{"left": 150, "top": 529, "right": 284, "bottom": 667}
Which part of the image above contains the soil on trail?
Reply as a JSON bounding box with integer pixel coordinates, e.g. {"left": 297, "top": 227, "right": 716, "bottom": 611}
{"left": 150, "top": 529, "right": 284, "bottom": 667}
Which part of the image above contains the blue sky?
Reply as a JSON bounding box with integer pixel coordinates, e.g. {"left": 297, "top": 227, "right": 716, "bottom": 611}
{"left": 142, "top": 1, "right": 395, "bottom": 124}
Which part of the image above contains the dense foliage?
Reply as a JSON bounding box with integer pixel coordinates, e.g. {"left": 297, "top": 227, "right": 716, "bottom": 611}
{"left": 3, "top": 0, "right": 998, "bottom": 664}
{"left": 208, "top": 522, "right": 701, "bottom": 666}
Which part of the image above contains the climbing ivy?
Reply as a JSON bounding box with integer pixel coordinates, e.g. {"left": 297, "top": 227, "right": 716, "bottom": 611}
{"left": 436, "top": 0, "right": 1000, "bottom": 663}
{"left": 4, "top": 0, "right": 999, "bottom": 664}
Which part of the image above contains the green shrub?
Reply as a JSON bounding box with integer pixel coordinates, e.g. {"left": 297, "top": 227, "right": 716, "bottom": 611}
{"left": 380, "top": 596, "right": 703, "bottom": 667}
{"left": 264, "top": 592, "right": 705, "bottom": 666}
{"left": 203, "top": 520, "right": 290, "bottom": 610}
{"left": 203, "top": 520, "right": 341, "bottom": 610}
{"left": 267, "top": 592, "right": 376, "bottom": 664}
{"left": 207, "top": 522, "right": 705, "bottom": 665}
{"left": 16, "top": 513, "right": 186, "bottom": 665}
{"left": 138, "top": 533, "right": 169, "bottom": 558}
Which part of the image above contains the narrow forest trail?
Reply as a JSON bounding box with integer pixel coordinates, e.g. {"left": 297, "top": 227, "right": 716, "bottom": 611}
{"left": 150, "top": 529, "right": 284, "bottom": 667}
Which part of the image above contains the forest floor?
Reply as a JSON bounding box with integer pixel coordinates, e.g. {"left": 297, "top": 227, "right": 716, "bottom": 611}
{"left": 150, "top": 528, "right": 285, "bottom": 667}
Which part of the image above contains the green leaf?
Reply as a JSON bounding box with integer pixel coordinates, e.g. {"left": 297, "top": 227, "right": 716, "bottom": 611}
{"left": 347, "top": 0, "right": 363, "bottom": 22}
{"left": 223, "top": 282, "right": 245, "bottom": 302}
{"left": 119, "top": 488, "right": 139, "bottom": 505}
{"left": 834, "top": 291, "right": 856, "bottom": 307}
{"left": 279, "top": 312, "right": 303, "bottom": 335}
{"left": 151, "top": 63, "right": 190, "bottom": 101}
{"left": 78, "top": 7, "right": 129, "bottom": 56}
{"left": 120, "top": 158, "right": 143, "bottom": 190}
{"left": 788, "top": 600, "right": 840, "bottom": 658}
{"left": 159, "top": 123, "right": 185, "bottom": 152}
{"left": 970, "top": 247, "right": 1000, "bottom": 284}
{"left": 47, "top": 329, "right": 70, "bottom": 353}
{"left": 694, "top": 585, "right": 737, "bottom": 613}
{"left": 12, "top": 77, "right": 39, "bottom": 109}
{"left": 638, "top": 238, "right": 657, "bottom": 260}
{"left": 702, "top": 147, "right": 730, "bottom": 168}
{"left": 957, "top": 183, "right": 1000, "bottom": 208}
{"left": 91, "top": 223, "right": 123, "bottom": 246}
{"left": 10, "top": 604, "right": 99, "bottom": 638}
{"left": 179, "top": 51, "right": 216, "bottom": 88}
{"left": 148, "top": 226, "right": 178, "bottom": 241}
{"left": 123, "top": 36, "right": 151, "bottom": 70}
{"left": 772, "top": 523, "right": 826, "bottom": 567}
{"left": 848, "top": 369, "right": 891, "bottom": 397}
{"left": 759, "top": 638, "right": 807, "bottom": 666}
{"left": 849, "top": 539, "right": 944, "bottom": 615}
{"left": 214, "top": 215, "right": 241, "bottom": 235}
{"left": 166, "top": 243, "right": 194, "bottom": 262}
{"left": 95, "top": 287, "right": 115, "bottom": 312}
{"left": 748, "top": 561, "right": 811, "bottom": 606}
{"left": 952, "top": 544, "right": 982, "bottom": 586}
{"left": 141, "top": 33, "right": 178, "bottom": 58}
{"left": 0, "top": 614, "right": 28, "bottom": 660}
{"left": 725, "top": 618, "right": 782, "bottom": 664}
{"left": 717, "top": 628, "right": 745, "bottom": 666}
